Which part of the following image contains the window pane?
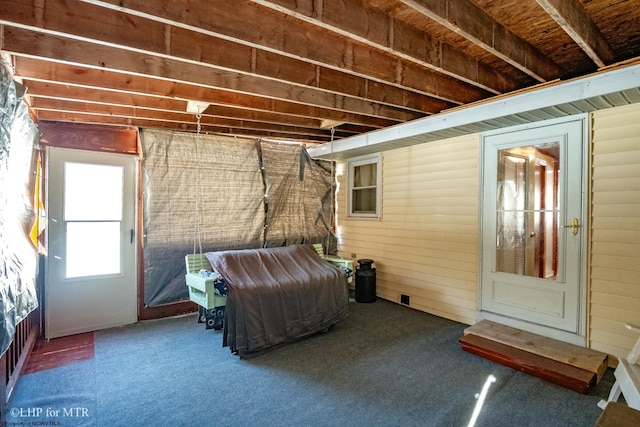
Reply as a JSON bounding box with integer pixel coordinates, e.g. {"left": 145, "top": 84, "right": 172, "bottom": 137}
{"left": 495, "top": 143, "right": 559, "bottom": 279}
{"left": 354, "top": 163, "right": 376, "bottom": 187}
{"left": 352, "top": 188, "right": 377, "bottom": 213}
{"left": 65, "top": 162, "right": 123, "bottom": 221}
{"left": 66, "top": 222, "right": 121, "bottom": 278}
{"left": 496, "top": 154, "right": 526, "bottom": 210}
{"left": 496, "top": 210, "right": 526, "bottom": 275}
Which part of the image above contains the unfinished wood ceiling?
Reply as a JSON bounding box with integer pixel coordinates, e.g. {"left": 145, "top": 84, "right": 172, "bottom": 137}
{"left": 1, "top": 0, "right": 639, "bottom": 144}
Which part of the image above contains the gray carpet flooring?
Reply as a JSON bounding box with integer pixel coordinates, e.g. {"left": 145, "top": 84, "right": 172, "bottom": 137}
{"left": 7, "top": 299, "right": 614, "bottom": 426}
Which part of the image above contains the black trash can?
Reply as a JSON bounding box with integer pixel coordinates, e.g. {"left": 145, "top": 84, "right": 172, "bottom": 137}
{"left": 355, "top": 259, "right": 376, "bottom": 303}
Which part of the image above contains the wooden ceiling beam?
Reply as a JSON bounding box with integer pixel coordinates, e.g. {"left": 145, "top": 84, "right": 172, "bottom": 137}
{"left": 1, "top": 0, "right": 457, "bottom": 112}
{"left": 30, "top": 96, "right": 360, "bottom": 139}
{"left": 249, "top": 0, "right": 517, "bottom": 94}
{"left": 30, "top": 97, "right": 349, "bottom": 138}
{"left": 80, "top": 0, "right": 491, "bottom": 102}
{"left": 13, "top": 57, "right": 400, "bottom": 129}
{"left": 36, "top": 111, "right": 332, "bottom": 142}
{"left": 1, "top": 26, "right": 425, "bottom": 123}
{"left": 395, "top": 0, "right": 563, "bottom": 82}
{"left": 23, "top": 80, "right": 370, "bottom": 134}
{"left": 535, "top": 0, "right": 616, "bottom": 68}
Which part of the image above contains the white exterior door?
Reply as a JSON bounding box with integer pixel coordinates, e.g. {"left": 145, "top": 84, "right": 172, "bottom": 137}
{"left": 479, "top": 116, "right": 586, "bottom": 344}
{"left": 46, "top": 147, "right": 137, "bottom": 339}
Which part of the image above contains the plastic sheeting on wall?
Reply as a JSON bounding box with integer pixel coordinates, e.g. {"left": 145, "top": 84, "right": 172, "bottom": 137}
{"left": 0, "top": 65, "right": 39, "bottom": 357}
{"left": 141, "top": 129, "right": 336, "bottom": 307}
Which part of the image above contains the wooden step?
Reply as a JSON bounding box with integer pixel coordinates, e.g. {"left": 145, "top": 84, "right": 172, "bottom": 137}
{"left": 460, "top": 334, "right": 595, "bottom": 393}
{"left": 460, "top": 319, "right": 609, "bottom": 393}
{"left": 595, "top": 402, "right": 640, "bottom": 427}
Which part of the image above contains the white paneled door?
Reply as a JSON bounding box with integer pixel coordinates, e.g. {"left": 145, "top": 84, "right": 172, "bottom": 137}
{"left": 480, "top": 116, "right": 586, "bottom": 343}
{"left": 46, "top": 148, "right": 137, "bottom": 339}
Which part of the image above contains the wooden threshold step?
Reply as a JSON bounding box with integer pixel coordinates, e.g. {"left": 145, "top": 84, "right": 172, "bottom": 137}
{"left": 460, "top": 333, "right": 595, "bottom": 394}
{"left": 464, "top": 320, "right": 608, "bottom": 383}
{"left": 460, "top": 320, "right": 609, "bottom": 394}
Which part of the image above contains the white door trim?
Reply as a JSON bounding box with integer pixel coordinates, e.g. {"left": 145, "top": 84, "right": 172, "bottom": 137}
{"left": 476, "top": 114, "right": 589, "bottom": 346}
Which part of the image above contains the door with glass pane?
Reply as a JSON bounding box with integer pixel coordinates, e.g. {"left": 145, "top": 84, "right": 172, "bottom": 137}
{"left": 46, "top": 148, "right": 137, "bottom": 339}
{"left": 480, "top": 117, "right": 585, "bottom": 336}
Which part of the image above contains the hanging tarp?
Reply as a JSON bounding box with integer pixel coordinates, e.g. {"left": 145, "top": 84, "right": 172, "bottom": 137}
{"left": 141, "top": 129, "right": 264, "bottom": 307}
{"left": 0, "top": 65, "right": 39, "bottom": 356}
{"left": 141, "top": 130, "right": 337, "bottom": 307}
{"left": 260, "top": 141, "right": 335, "bottom": 249}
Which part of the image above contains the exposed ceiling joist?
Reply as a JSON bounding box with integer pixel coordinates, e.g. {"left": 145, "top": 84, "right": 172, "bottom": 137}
{"left": 14, "top": 57, "right": 396, "bottom": 130}
{"left": 2, "top": 26, "right": 419, "bottom": 122}
{"left": 84, "top": 0, "right": 496, "bottom": 100}
{"left": 535, "top": 0, "right": 616, "bottom": 67}
{"left": 396, "top": 0, "right": 561, "bottom": 81}
{"left": 250, "top": 0, "right": 518, "bottom": 94}
{"left": 26, "top": 85, "right": 362, "bottom": 139}
{"left": 0, "top": 0, "right": 637, "bottom": 143}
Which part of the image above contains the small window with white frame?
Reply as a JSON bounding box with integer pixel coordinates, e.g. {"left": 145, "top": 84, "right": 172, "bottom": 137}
{"left": 347, "top": 153, "right": 381, "bottom": 218}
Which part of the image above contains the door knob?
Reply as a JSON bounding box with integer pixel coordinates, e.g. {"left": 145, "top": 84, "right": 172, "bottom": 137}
{"left": 561, "top": 218, "right": 580, "bottom": 235}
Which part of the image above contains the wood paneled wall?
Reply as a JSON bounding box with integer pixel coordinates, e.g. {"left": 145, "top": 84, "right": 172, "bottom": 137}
{"left": 335, "top": 135, "right": 479, "bottom": 325}
{"left": 589, "top": 103, "right": 640, "bottom": 359}
{"left": 38, "top": 122, "right": 139, "bottom": 154}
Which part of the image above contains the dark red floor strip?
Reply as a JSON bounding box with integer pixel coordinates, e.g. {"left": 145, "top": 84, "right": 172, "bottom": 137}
{"left": 23, "top": 332, "right": 95, "bottom": 374}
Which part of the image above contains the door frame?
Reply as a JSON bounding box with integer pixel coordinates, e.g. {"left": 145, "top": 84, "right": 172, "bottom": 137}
{"left": 476, "top": 115, "right": 589, "bottom": 346}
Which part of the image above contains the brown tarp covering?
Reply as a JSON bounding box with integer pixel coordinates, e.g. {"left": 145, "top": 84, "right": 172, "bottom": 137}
{"left": 141, "top": 130, "right": 264, "bottom": 306}
{"left": 141, "top": 129, "right": 336, "bottom": 307}
{"left": 205, "top": 244, "right": 348, "bottom": 355}
{"left": 260, "top": 141, "right": 335, "bottom": 249}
